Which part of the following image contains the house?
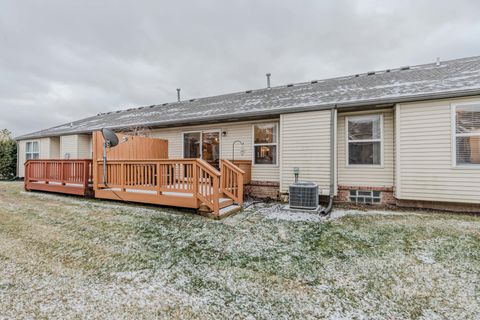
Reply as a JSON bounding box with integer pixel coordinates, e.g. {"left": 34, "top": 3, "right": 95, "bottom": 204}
{"left": 16, "top": 55, "right": 480, "bottom": 212}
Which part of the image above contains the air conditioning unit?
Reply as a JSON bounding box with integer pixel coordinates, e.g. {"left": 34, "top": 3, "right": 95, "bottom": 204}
{"left": 289, "top": 182, "right": 319, "bottom": 210}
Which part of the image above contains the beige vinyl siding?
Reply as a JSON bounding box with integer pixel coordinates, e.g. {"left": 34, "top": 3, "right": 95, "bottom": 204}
{"left": 77, "top": 135, "right": 92, "bottom": 158}
{"left": 17, "top": 138, "right": 51, "bottom": 177}
{"left": 337, "top": 109, "right": 394, "bottom": 187}
{"left": 60, "top": 134, "right": 93, "bottom": 159}
{"left": 396, "top": 97, "right": 480, "bottom": 204}
{"left": 49, "top": 137, "right": 60, "bottom": 158}
{"left": 60, "top": 135, "right": 77, "bottom": 158}
{"left": 149, "top": 120, "right": 280, "bottom": 182}
{"left": 280, "top": 110, "right": 332, "bottom": 194}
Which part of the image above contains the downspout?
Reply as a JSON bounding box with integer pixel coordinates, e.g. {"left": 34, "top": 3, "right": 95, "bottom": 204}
{"left": 320, "top": 105, "right": 337, "bottom": 216}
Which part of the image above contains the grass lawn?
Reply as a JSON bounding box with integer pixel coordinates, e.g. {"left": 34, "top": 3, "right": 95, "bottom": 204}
{"left": 0, "top": 181, "right": 479, "bottom": 319}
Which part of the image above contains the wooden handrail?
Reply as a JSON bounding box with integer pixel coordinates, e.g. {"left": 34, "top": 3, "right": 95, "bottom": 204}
{"left": 221, "top": 159, "right": 246, "bottom": 174}
{"left": 195, "top": 158, "right": 221, "bottom": 176}
{"left": 24, "top": 159, "right": 92, "bottom": 189}
{"left": 95, "top": 158, "right": 224, "bottom": 216}
{"left": 220, "top": 159, "right": 244, "bottom": 206}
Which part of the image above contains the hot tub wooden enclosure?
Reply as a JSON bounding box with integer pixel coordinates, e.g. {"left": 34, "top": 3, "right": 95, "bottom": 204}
{"left": 24, "top": 131, "right": 247, "bottom": 218}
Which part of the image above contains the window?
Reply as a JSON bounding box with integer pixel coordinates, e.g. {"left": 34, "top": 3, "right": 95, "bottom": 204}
{"left": 349, "top": 190, "right": 381, "bottom": 204}
{"left": 183, "top": 132, "right": 201, "bottom": 158}
{"left": 183, "top": 131, "right": 220, "bottom": 167}
{"left": 347, "top": 115, "right": 382, "bottom": 165}
{"left": 26, "top": 141, "right": 39, "bottom": 160}
{"left": 253, "top": 123, "right": 278, "bottom": 165}
{"left": 454, "top": 103, "right": 480, "bottom": 165}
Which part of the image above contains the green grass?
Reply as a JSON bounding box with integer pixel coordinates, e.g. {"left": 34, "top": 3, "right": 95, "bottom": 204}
{"left": 0, "top": 181, "right": 479, "bottom": 319}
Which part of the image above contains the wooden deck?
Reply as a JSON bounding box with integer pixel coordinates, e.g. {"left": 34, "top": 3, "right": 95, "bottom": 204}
{"left": 93, "top": 158, "right": 245, "bottom": 218}
{"left": 24, "top": 159, "right": 92, "bottom": 196}
{"left": 24, "top": 131, "right": 247, "bottom": 218}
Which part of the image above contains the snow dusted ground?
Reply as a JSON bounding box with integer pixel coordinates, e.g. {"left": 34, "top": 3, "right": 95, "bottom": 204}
{"left": 1, "top": 182, "right": 480, "bottom": 319}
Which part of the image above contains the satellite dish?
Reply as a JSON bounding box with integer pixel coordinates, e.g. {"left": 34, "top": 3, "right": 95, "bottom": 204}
{"left": 101, "top": 128, "right": 119, "bottom": 147}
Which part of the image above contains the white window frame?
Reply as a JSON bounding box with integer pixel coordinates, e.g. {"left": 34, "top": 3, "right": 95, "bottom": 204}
{"left": 252, "top": 123, "right": 279, "bottom": 166}
{"left": 181, "top": 130, "right": 222, "bottom": 160}
{"left": 345, "top": 114, "right": 384, "bottom": 168}
{"left": 451, "top": 102, "right": 480, "bottom": 168}
{"left": 25, "top": 141, "right": 40, "bottom": 160}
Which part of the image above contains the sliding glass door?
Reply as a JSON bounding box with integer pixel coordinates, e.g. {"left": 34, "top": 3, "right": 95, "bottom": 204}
{"left": 183, "top": 131, "right": 220, "bottom": 168}
{"left": 183, "top": 132, "right": 201, "bottom": 158}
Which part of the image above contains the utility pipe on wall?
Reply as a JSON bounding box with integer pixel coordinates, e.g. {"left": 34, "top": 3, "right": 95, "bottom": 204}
{"left": 232, "top": 140, "right": 244, "bottom": 161}
{"left": 320, "top": 105, "right": 337, "bottom": 216}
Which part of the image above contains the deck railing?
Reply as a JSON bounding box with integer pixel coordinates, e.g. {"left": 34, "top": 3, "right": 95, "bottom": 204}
{"left": 95, "top": 158, "right": 244, "bottom": 215}
{"left": 220, "top": 159, "right": 245, "bottom": 206}
{"left": 25, "top": 158, "right": 245, "bottom": 216}
{"left": 24, "top": 159, "right": 92, "bottom": 195}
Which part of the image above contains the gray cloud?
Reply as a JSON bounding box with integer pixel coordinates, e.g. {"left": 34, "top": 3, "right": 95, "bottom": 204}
{"left": 1, "top": 0, "right": 480, "bottom": 136}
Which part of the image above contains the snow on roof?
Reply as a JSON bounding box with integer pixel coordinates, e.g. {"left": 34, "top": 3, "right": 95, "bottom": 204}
{"left": 16, "top": 55, "right": 480, "bottom": 140}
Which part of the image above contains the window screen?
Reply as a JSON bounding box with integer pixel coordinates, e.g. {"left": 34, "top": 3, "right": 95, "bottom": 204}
{"left": 347, "top": 115, "right": 382, "bottom": 165}
{"left": 456, "top": 104, "right": 480, "bottom": 165}
{"left": 25, "top": 141, "right": 39, "bottom": 160}
{"left": 253, "top": 123, "right": 278, "bottom": 165}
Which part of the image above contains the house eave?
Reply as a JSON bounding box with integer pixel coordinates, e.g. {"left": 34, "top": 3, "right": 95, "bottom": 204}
{"left": 15, "top": 88, "right": 480, "bottom": 141}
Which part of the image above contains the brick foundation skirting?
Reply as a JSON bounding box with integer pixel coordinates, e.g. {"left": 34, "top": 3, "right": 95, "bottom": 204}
{"left": 336, "top": 185, "right": 395, "bottom": 205}
{"left": 253, "top": 182, "right": 480, "bottom": 214}
{"left": 245, "top": 181, "right": 279, "bottom": 200}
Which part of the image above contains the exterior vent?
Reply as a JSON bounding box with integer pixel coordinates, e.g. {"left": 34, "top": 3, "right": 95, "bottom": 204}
{"left": 354, "top": 74, "right": 360, "bottom": 78}
{"left": 400, "top": 66, "right": 410, "bottom": 70}
{"left": 385, "top": 69, "right": 391, "bottom": 73}
{"left": 311, "top": 80, "right": 318, "bottom": 84}
{"left": 189, "top": 99, "right": 195, "bottom": 102}
{"left": 162, "top": 103, "right": 168, "bottom": 106}
{"left": 287, "top": 84, "right": 294, "bottom": 87}
{"left": 245, "top": 90, "right": 252, "bottom": 93}
{"left": 367, "top": 71, "right": 375, "bottom": 75}
{"left": 289, "top": 182, "right": 319, "bottom": 210}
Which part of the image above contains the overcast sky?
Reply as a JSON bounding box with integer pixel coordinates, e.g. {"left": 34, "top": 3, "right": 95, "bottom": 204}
{"left": 1, "top": 0, "right": 480, "bottom": 137}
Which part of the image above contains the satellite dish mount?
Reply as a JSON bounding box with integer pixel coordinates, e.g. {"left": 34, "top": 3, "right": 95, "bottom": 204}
{"left": 101, "top": 128, "right": 119, "bottom": 185}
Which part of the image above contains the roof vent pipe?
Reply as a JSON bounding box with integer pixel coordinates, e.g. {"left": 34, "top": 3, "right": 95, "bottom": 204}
{"left": 436, "top": 57, "right": 441, "bottom": 66}
{"left": 266, "top": 73, "right": 271, "bottom": 89}
{"left": 176, "top": 88, "right": 181, "bottom": 102}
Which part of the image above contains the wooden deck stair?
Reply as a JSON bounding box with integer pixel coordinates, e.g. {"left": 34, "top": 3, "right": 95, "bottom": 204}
{"left": 93, "top": 158, "right": 245, "bottom": 218}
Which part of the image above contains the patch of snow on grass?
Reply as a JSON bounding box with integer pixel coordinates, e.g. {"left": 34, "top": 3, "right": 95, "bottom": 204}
{"left": 247, "top": 202, "right": 420, "bottom": 222}
{"left": 330, "top": 208, "right": 420, "bottom": 219}
{"left": 247, "top": 203, "right": 324, "bottom": 222}
{"left": 416, "top": 252, "right": 436, "bottom": 264}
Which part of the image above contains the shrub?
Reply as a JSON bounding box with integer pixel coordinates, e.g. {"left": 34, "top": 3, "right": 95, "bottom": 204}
{"left": 0, "top": 129, "right": 17, "bottom": 179}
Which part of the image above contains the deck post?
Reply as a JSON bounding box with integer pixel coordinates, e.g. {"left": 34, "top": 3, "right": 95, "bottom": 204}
{"left": 219, "top": 160, "right": 224, "bottom": 192}
{"left": 44, "top": 161, "right": 48, "bottom": 184}
{"left": 238, "top": 171, "right": 244, "bottom": 206}
{"left": 60, "top": 161, "right": 65, "bottom": 185}
{"left": 83, "top": 160, "right": 90, "bottom": 189}
{"left": 121, "top": 163, "right": 125, "bottom": 192}
{"left": 212, "top": 174, "right": 220, "bottom": 216}
{"left": 156, "top": 163, "right": 161, "bottom": 195}
{"left": 24, "top": 162, "right": 29, "bottom": 191}
{"left": 193, "top": 162, "right": 198, "bottom": 200}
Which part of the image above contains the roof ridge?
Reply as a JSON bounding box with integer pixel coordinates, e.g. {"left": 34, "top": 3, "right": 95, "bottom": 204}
{"left": 15, "top": 54, "right": 480, "bottom": 140}
{"left": 102, "top": 54, "right": 480, "bottom": 115}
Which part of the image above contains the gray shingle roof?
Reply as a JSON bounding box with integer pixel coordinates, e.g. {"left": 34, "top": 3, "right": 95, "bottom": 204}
{"left": 16, "top": 55, "right": 480, "bottom": 140}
